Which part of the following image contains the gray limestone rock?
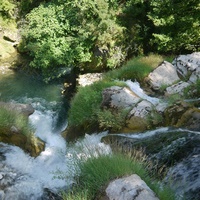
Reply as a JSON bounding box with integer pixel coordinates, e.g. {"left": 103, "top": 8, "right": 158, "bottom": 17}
{"left": 105, "top": 174, "right": 159, "bottom": 200}
{"left": 147, "top": 61, "right": 180, "bottom": 90}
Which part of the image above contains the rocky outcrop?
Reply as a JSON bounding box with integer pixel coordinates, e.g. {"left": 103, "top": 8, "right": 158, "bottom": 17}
{"left": 104, "top": 174, "right": 159, "bottom": 200}
{"left": 0, "top": 102, "right": 45, "bottom": 157}
{"left": 102, "top": 128, "right": 200, "bottom": 200}
{"left": 0, "top": 129, "right": 45, "bottom": 157}
{"left": 172, "top": 52, "right": 200, "bottom": 80}
{"left": 146, "top": 61, "right": 180, "bottom": 90}
{"left": 146, "top": 52, "right": 200, "bottom": 96}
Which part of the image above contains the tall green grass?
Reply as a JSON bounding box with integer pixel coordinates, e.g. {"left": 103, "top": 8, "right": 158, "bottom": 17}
{"left": 62, "top": 152, "right": 175, "bottom": 200}
{"left": 103, "top": 54, "right": 164, "bottom": 82}
{"left": 0, "top": 107, "right": 33, "bottom": 136}
{"left": 68, "top": 80, "right": 125, "bottom": 129}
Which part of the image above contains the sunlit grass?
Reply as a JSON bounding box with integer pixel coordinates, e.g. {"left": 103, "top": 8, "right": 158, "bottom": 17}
{"left": 62, "top": 152, "right": 175, "bottom": 200}
{"left": 0, "top": 106, "right": 33, "bottom": 136}
{"left": 103, "top": 54, "right": 164, "bottom": 83}
{"left": 67, "top": 80, "right": 125, "bottom": 128}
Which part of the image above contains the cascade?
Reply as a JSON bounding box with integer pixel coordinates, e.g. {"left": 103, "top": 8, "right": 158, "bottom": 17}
{"left": 0, "top": 98, "right": 111, "bottom": 199}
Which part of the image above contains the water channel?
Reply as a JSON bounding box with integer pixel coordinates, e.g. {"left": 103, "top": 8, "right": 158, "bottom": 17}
{"left": 0, "top": 71, "right": 110, "bottom": 199}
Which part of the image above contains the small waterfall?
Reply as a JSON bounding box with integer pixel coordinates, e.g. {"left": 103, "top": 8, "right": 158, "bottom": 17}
{"left": 0, "top": 98, "right": 111, "bottom": 200}
{"left": 125, "top": 80, "right": 160, "bottom": 105}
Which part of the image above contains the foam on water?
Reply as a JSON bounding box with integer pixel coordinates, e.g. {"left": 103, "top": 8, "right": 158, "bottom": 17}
{"left": 1, "top": 99, "right": 111, "bottom": 199}
{"left": 125, "top": 80, "right": 160, "bottom": 105}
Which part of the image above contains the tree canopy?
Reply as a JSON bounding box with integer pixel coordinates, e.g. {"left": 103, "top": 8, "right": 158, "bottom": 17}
{"left": 18, "top": 0, "right": 200, "bottom": 82}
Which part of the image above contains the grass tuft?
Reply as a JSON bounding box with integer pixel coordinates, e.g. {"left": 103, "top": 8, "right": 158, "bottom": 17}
{"left": 62, "top": 151, "right": 175, "bottom": 200}
{"left": 0, "top": 106, "right": 33, "bottom": 136}
{"left": 103, "top": 54, "right": 163, "bottom": 83}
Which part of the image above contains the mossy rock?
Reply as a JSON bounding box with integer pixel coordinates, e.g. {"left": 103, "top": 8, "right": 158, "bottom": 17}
{"left": 0, "top": 126, "right": 45, "bottom": 157}
{"left": 176, "top": 107, "right": 200, "bottom": 131}
{"left": 163, "top": 100, "right": 192, "bottom": 126}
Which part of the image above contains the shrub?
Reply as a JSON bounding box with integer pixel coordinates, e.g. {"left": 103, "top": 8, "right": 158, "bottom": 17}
{"left": 19, "top": 0, "right": 125, "bottom": 82}
{"left": 97, "top": 109, "right": 129, "bottom": 132}
{"left": 0, "top": 0, "right": 16, "bottom": 29}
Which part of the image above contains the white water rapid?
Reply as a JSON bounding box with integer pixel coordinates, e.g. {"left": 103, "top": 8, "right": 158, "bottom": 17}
{"left": 0, "top": 99, "right": 111, "bottom": 200}
{"left": 125, "top": 80, "right": 160, "bottom": 105}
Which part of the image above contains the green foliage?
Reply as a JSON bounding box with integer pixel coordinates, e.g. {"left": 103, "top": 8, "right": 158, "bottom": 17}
{"left": 0, "top": 0, "right": 15, "bottom": 19}
{"left": 104, "top": 54, "right": 163, "bottom": 83}
{"left": 183, "top": 79, "right": 200, "bottom": 98}
{"left": 20, "top": 0, "right": 48, "bottom": 14}
{"left": 0, "top": 107, "right": 33, "bottom": 136}
{"left": 67, "top": 80, "right": 124, "bottom": 129}
{"left": 97, "top": 108, "right": 129, "bottom": 131}
{"left": 0, "top": 0, "right": 16, "bottom": 27}
{"left": 119, "top": 0, "right": 200, "bottom": 56}
{"left": 19, "top": 0, "right": 199, "bottom": 81}
{"left": 63, "top": 152, "right": 175, "bottom": 200}
{"left": 148, "top": 0, "right": 200, "bottom": 53}
{"left": 19, "top": 0, "right": 125, "bottom": 82}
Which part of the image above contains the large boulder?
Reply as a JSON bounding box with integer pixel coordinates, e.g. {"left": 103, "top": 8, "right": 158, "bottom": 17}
{"left": 105, "top": 174, "right": 159, "bottom": 200}
{"left": 172, "top": 52, "right": 200, "bottom": 79}
{"left": 146, "top": 61, "right": 180, "bottom": 90}
{"left": 101, "top": 86, "right": 140, "bottom": 109}
{"left": 165, "top": 81, "right": 190, "bottom": 96}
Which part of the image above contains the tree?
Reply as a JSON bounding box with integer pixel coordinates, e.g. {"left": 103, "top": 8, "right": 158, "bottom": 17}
{"left": 19, "top": 0, "right": 125, "bottom": 82}
{"left": 149, "top": 0, "right": 200, "bottom": 54}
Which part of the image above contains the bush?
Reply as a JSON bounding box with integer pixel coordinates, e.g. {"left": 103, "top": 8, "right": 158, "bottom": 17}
{"left": 97, "top": 109, "right": 129, "bottom": 132}
{"left": 19, "top": 0, "right": 125, "bottom": 82}
{"left": 0, "top": 0, "right": 16, "bottom": 28}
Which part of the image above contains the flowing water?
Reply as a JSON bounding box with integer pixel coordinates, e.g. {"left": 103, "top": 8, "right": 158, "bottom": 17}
{"left": 1, "top": 72, "right": 199, "bottom": 199}
{"left": 0, "top": 72, "right": 111, "bottom": 199}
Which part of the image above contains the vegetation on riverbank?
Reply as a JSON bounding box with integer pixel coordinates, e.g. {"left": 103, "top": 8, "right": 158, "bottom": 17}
{"left": 0, "top": 106, "right": 33, "bottom": 136}
{"left": 67, "top": 54, "right": 166, "bottom": 135}
{"left": 13, "top": 0, "right": 200, "bottom": 82}
{"left": 63, "top": 152, "right": 175, "bottom": 200}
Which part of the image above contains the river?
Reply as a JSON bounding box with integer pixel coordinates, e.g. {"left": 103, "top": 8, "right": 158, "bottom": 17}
{"left": 0, "top": 71, "right": 111, "bottom": 199}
